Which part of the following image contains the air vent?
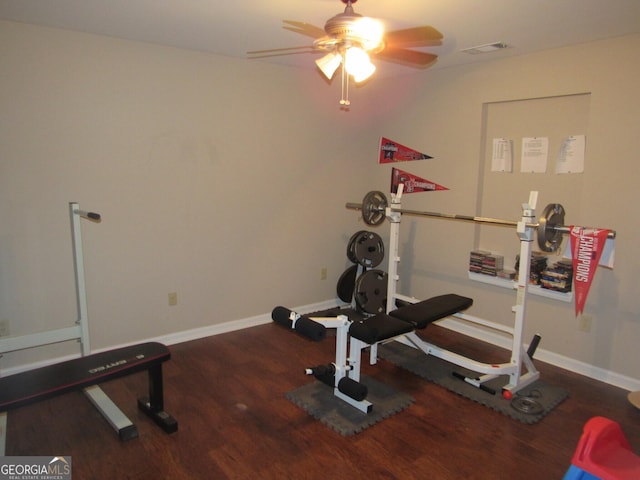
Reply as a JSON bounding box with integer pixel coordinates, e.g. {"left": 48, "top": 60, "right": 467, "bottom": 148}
{"left": 461, "top": 42, "right": 510, "bottom": 55}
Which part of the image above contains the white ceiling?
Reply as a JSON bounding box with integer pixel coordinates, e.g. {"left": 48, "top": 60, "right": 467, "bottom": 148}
{"left": 2, "top": 0, "right": 640, "bottom": 78}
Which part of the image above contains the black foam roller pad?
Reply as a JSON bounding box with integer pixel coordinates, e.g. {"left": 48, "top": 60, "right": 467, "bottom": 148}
{"left": 294, "top": 316, "right": 327, "bottom": 342}
{"left": 527, "top": 334, "right": 542, "bottom": 358}
{"left": 272, "top": 306, "right": 294, "bottom": 327}
{"left": 338, "top": 377, "right": 368, "bottom": 402}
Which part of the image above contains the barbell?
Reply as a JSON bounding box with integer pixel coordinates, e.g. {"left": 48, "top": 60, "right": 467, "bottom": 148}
{"left": 346, "top": 190, "right": 615, "bottom": 253}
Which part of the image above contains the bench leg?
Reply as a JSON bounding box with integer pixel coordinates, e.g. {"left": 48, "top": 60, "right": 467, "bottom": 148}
{"left": 137, "top": 364, "right": 178, "bottom": 434}
{"left": 84, "top": 385, "right": 139, "bottom": 441}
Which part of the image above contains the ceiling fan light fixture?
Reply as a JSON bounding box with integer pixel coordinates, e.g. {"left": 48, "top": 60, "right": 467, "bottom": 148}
{"left": 345, "top": 46, "right": 375, "bottom": 82}
{"left": 251, "top": 0, "right": 443, "bottom": 106}
{"left": 351, "top": 60, "right": 375, "bottom": 83}
{"left": 315, "top": 51, "right": 342, "bottom": 79}
{"left": 353, "top": 17, "right": 385, "bottom": 51}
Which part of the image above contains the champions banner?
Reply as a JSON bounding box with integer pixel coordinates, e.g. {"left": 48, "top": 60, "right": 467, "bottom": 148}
{"left": 379, "top": 137, "right": 433, "bottom": 163}
{"left": 391, "top": 168, "right": 449, "bottom": 194}
{"left": 569, "top": 226, "right": 610, "bottom": 316}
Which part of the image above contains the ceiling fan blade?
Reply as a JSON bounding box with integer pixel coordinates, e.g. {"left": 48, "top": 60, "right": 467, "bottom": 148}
{"left": 374, "top": 47, "right": 438, "bottom": 67}
{"left": 385, "top": 26, "right": 443, "bottom": 48}
{"left": 247, "top": 45, "right": 315, "bottom": 56}
{"left": 282, "top": 20, "right": 327, "bottom": 39}
{"left": 247, "top": 51, "right": 318, "bottom": 59}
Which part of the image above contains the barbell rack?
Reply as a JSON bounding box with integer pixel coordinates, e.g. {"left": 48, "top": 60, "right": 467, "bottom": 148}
{"left": 344, "top": 200, "right": 617, "bottom": 235}
{"left": 345, "top": 187, "right": 616, "bottom": 397}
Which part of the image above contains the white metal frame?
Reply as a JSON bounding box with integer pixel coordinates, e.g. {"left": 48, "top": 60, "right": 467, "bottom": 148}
{"left": 287, "top": 187, "right": 615, "bottom": 415}
{"left": 0, "top": 203, "right": 135, "bottom": 455}
{"left": 280, "top": 190, "right": 545, "bottom": 415}
{"left": 378, "top": 185, "right": 540, "bottom": 397}
{"left": 286, "top": 310, "right": 373, "bottom": 414}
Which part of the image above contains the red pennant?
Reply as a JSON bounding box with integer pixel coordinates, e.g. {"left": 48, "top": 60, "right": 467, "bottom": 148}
{"left": 570, "top": 227, "right": 610, "bottom": 316}
{"left": 379, "top": 137, "right": 433, "bottom": 164}
{"left": 391, "top": 168, "right": 449, "bottom": 194}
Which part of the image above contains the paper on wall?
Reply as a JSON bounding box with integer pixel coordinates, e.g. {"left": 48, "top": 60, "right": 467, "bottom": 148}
{"left": 520, "top": 137, "right": 549, "bottom": 173}
{"left": 491, "top": 138, "right": 513, "bottom": 172}
{"left": 555, "top": 135, "right": 585, "bottom": 174}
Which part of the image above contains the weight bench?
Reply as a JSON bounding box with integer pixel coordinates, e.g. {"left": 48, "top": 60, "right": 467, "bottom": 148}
{"left": 273, "top": 293, "right": 476, "bottom": 413}
{"left": 0, "top": 342, "right": 178, "bottom": 454}
{"left": 351, "top": 294, "right": 473, "bottom": 343}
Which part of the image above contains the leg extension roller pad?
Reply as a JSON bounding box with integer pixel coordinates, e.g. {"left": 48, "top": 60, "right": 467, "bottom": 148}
{"left": 338, "top": 377, "right": 368, "bottom": 402}
{"left": 271, "top": 306, "right": 327, "bottom": 341}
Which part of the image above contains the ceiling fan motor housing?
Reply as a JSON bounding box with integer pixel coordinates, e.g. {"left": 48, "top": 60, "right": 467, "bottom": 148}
{"left": 325, "top": 11, "right": 363, "bottom": 37}
{"left": 323, "top": 2, "right": 385, "bottom": 54}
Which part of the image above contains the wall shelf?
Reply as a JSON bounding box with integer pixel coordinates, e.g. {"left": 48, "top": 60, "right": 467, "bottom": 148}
{"left": 468, "top": 272, "right": 573, "bottom": 303}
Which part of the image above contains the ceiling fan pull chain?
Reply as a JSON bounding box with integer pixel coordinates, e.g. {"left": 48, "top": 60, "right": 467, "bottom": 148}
{"left": 340, "top": 62, "right": 350, "bottom": 106}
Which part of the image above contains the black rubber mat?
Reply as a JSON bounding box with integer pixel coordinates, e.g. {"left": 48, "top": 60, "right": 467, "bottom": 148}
{"left": 378, "top": 341, "right": 568, "bottom": 424}
{"left": 286, "top": 376, "right": 414, "bottom": 436}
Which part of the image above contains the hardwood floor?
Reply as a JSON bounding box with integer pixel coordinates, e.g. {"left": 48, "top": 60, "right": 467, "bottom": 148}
{"left": 4, "top": 322, "right": 639, "bottom": 479}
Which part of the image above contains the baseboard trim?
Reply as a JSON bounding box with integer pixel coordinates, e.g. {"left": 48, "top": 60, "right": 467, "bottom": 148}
{"left": 147, "top": 299, "right": 338, "bottom": 347}
{"left": 0, "top": 300, "right": 337, "bottom": 377}
{"left": 3, "top": 299, "right": 638, "bottom": 393}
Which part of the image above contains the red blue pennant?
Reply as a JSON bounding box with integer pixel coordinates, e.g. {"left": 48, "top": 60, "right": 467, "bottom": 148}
{"left": 391, "top": 168, "right": 449, "bottom": 194}
{"left": 379, "top": 137, "right": 433, "bottom": 164}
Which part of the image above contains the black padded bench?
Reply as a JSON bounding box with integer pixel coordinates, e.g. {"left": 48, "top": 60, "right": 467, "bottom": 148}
{"left": 389, "top": 294, "right": 473, "bottom": 329}
{"left": 0, "top": 342, "right": 178, "bottom": 445}
{"left": 349, "top": 294, "right": 473, "bottom": 344}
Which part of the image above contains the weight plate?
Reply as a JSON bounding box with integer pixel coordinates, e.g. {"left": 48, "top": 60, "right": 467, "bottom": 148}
{"left": 510, "top": 396, "right": 544, "bottom": 415}
{"left": 354, "top": 269, "right": 388, "bottom": 314}
{"left": 347, "top": 230, "right": 366, "bottom": 264}
{"left": 361, "top": 191, "right": 388, "bottom": 226}
{"left": 352, "top": 231, "right": 385, "bottom": 268}
{"left": 336, "top": 264, "right": 358, "bottom": 303}
{"left": 537, "top": 203, "right": 565, "bottom": 252}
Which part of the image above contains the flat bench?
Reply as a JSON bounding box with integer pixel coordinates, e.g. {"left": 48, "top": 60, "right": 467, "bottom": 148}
{"left": 349, "top": 294, "right": 474, "bottom": 344}
{"left": 0, "top": 342, "right": 178, "bottom": 452}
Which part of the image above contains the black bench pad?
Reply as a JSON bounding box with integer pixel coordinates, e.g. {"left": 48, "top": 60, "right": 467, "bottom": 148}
{"left": 389, "top": 294, "right": 473, "bottom": 329}
{"left": 0, "top": 342, "right": 170, "bottom": 412}
{"left": 349, "top": 314, "right": 415, "bottom": 344}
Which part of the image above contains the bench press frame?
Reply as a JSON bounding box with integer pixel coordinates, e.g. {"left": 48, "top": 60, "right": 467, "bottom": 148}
{"left": 276, "top": 190, "right": 545, "bottom": 415}
{"left": 1, "top": 203, "right": 144, "bottom": 453}
{"left": 377, "top": 186, "right": 541, "bottom": 398}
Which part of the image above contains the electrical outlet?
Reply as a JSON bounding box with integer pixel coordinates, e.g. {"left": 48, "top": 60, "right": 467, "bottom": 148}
{"left": 0, "top": 320, "right": 9, "bottom": 337}
{"left": 320, "top": 267, "right": 327, "bottom": 280}
{"left": 168, "top": 292, "right": 178, "bottom": 306}
{"left": 578, "top": 314, "right": 592, "bottom": 333}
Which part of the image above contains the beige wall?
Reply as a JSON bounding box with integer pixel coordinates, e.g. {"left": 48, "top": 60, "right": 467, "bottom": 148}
{"left": 367, "top": 34, "right": 640, "bottom": 383}
{"left": 1, "top": 20, "right": 638, "bottom": 386}
{"left": 0, "top": 21, "right": 381, "bottom": 366}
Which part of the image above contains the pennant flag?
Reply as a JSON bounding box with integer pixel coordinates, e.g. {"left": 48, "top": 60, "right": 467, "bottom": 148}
{"left": 379, "top": 137, "right": 433, "bottom": 164}
{"left": 391, "top": 168, "right": 449, "bottom": 194}
{"left": 569, "top": 226, "right": 610, "bottom": 316}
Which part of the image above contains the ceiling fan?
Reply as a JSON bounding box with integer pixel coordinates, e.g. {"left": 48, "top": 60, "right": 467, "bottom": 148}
{"left": 247, "top": 0, "right": 443, "bottom": 106}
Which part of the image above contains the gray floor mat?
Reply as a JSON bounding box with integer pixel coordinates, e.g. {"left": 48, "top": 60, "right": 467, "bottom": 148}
{"left": 378, "top": 341, "right": 568, "bottom": 424}
{"left": 286, "top": 376, "right": 414, "bottom": 436}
